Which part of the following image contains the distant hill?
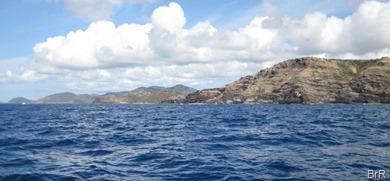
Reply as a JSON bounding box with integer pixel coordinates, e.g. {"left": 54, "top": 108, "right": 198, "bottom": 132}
{"left": 165, "top": 84, "right": 198, "bottom": 93}
{"left": 102, "top": 91, "right": 129, "bottom": 97}
{"left": 5, "top": 85, "right": 196, "bottom": 104}
{"left": 183, "top": 57, "right": 390, "bottom": 104}
{"left": 102, "top": 86, "right": 167, "bottom": 97}
{"left": 7, "top": 97, "right": 33, "bottom": 104}
{"left": 34, "top": 92, "right": 101, "bottom": 104}
{"left": 94, "top": 84, "right": 196, "bottom": 104}
{"left": 127, "top": 86, "right": 166, "bottom": 95}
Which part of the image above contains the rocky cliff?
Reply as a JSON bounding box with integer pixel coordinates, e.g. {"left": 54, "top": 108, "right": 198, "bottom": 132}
{"left": 93, "top": 84, "right": 196, "bottom": 104}
{"left": 183, "top": 57, "right": 390, "bottom": 104}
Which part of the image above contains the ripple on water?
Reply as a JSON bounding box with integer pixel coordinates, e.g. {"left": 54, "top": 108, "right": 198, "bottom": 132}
{"left": 0, "top": 104, "right": 389, "bottom": 180}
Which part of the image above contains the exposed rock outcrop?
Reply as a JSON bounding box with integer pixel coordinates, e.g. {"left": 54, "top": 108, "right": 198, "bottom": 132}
{"left": 183, "top": 57, "right": 390, "bottom": 104}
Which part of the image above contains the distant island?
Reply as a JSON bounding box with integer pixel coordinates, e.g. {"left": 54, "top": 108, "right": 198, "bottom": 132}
{"left": 4, "top": 84, "right": 196, "bottom": 104}
{"left": 93, "top": 84, "right": 196, "bottom": 104}
{"left": 6, "top": 92, "right": 101, "bottom": 104}
{"left": 3, "top": 57, "right": 389, "bottom": 104}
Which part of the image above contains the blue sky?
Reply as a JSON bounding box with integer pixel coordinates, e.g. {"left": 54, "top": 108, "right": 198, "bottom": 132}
{"left": 1, "top": 0, "right": 390, "bottom": 101}
{"left": 1, "top": 0, "right": 254, "bottom": 59}
{"left": 0, "top": 0, "right": 370, "bottom": 59}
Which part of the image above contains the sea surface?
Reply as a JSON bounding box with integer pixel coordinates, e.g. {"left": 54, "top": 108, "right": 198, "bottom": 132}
{"left": 0, "top": 104, "right": 389, "bottom": 181}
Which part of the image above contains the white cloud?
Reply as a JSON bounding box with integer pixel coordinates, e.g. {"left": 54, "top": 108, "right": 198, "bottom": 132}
{"left": 20, "top": 69, "right": 47, "bottom": 82}
{"left": 284, "top": 1, "right": 390, "bottom": 56}
{"left": 0, "top": 68, "right": 46, "bottom": 83}
{"left": 32, "top": 2, "right": 285, "bottom": 71}
{"left": 151, "top": 2, "right": 186, "bottom": 34}
{"left": 33, "top": 21, "right": 153, "bottom": 69}
{"left": 287, "top": 12, "right": 345, "bottom": 53}
{"left": 3, "top": 1, "right": 390, "bottom": 93}
{"left": 0, "top": 70, "right": 13, "bottom": 83}
{"left": 347, "top": 1, "right": 390, "bottom": 54}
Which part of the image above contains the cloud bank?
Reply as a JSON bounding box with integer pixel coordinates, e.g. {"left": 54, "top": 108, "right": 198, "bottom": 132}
{"left": 3, "top": 1, "right": 390, "bottom": 92}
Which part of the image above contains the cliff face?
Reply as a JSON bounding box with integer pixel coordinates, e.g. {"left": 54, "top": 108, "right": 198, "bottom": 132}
{"left": 93, "top": 84, "right": 196, "bottom": 104}
{"left": 184, "top": 57, "right": 390, "bottom": 104}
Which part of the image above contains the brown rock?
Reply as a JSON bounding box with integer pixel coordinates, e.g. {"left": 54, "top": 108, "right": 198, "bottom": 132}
{"left": 183, "top": 57, "right": 390, "bottom": 104}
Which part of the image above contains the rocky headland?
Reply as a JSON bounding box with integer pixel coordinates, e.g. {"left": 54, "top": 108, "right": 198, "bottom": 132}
{"left": 182, "top": 57, "right": 390, "bottom": 104}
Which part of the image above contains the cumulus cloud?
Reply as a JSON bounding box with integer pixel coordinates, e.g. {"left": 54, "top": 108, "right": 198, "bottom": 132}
{"left": 151, "top": 2, "right": 186, "bottom": 34}
{"left": 4, "top": 1, "right": 390, "bottom": 93}
{"left": 33, "top": 21, "right": 153, "bottom": 69}
{"left": 285, "top": 1, "right": 390, "bottom": 56}
{"left": 32, "top": 2, "right": 284, "bottom": 70}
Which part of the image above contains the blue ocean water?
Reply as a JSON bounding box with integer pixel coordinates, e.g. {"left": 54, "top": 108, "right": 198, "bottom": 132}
{"left": 0, "top": 104, "right": 389, "bottom": 181}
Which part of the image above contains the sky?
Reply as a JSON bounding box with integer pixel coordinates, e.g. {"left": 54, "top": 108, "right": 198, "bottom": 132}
{"left": 1, "top": 0, "right": 390, "bottom": 101}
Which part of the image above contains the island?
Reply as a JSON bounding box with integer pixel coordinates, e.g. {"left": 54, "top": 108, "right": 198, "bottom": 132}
{"left": 4, "top": 57, "right": 389, "bottom": 104}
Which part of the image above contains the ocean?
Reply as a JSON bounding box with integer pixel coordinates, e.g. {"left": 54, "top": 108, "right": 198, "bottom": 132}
{"left": 0, "top": 104, "right": 389, "bottom": 180}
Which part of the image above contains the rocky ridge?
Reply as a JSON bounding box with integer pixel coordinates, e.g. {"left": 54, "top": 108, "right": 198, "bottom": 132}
{"left": 34, "top": 92, "right": 101, "bottom": 104}
{"left": 183, "top": 57, "right": 390, "bottom": 104}
{"left": 93, "top": 84, "right": 196, "bottom": 104}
